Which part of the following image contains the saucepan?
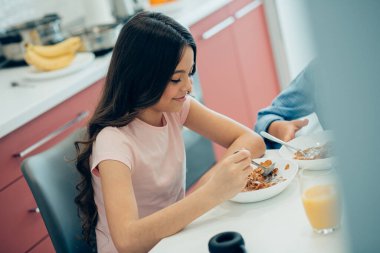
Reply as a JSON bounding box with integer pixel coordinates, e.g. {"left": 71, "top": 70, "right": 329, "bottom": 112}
{"left": 70, "top": 23, "right": 122, "bottom": 56}
{"left": 0, "top": 13, "right": 64, "bottom": 63}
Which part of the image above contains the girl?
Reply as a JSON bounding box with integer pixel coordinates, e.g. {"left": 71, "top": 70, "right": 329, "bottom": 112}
{"left": 75, "top": 11, "right": 265, "bottom": 253}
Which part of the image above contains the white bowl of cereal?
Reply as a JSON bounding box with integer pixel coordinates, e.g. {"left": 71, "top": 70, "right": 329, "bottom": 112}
{"left": 230, "top": 157, "right": 298, "bottom": 203}
{"left": 278, "top": 130, "right": 336, "bottom": 170}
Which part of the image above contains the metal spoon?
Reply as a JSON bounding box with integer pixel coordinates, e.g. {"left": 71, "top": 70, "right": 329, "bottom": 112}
{"left": 260, "top": 131, "right": 313, "bottom": 159}
{"left": 251, "top": 160, "right": 276, "bottom": 177}
{"left": 233, "top": 149, "right": 276, "bottom": 176}
{"left": 260, "top": 131, "right": 301, "bottom": 150}
{"left": 11, "top": 81, "right": 35, "bottom": 88}
{"left": 260, "top": 131, "right": 321, "bottom": 159}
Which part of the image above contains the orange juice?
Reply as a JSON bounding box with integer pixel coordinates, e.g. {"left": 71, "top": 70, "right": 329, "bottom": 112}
{"left": 302, "top": 184, "right": 340, "bottom": 230}
{"left": 150, "top": 0, "right": 176, "bottom": 5}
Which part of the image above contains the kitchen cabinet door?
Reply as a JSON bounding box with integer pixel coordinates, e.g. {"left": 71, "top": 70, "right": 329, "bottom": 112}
{"left": 229, "top": 0, "right": 280, "bottom": 126}
{"left": 0, "top": 78, "right": 104, "bottom": 252}
{"left": 0, "top": 78, "right": 104, "bottom": 191}
{"left": 191, "top": 6, "right": 252, "bottom": 160}
{"left": 28, "top": 236, "right": 55, "bottom": 253}
{"left": 0, "top": 178, "right": 48, "bottom": 253}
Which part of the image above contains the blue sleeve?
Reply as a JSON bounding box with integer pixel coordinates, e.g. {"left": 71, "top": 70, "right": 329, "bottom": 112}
{"left": 254, "top": 61, "right": 316, "bottom": 148}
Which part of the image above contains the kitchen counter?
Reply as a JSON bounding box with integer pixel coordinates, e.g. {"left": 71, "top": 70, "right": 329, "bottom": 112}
{"left": 0, "top": 0, "right": 231, "bottom": 139}
{"left": 0, "top": 54, "right": 111, "bottom": 138}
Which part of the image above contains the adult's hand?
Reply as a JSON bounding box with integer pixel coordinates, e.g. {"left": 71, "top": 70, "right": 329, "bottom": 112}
{"left": 268, "top": 119, "right": 309, "bottom": 142}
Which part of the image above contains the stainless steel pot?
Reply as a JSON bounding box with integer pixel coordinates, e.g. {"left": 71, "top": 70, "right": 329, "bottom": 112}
{"left": 0, "top": 14, "right": 65, "bottom": 62}
{"left": 7, "top": 14, "right": 64, "bottom": 45}
{"left": 35, "top": 14, "right": 65, "bottom": 45}
{"left": 110, "top": 0, "right": 145, "bottom": 22}
{"left": 0, "top": 32, "right": 25, "bottom": 61}
{"left": 71, "top": 23, "right": 122, "bottom": 54}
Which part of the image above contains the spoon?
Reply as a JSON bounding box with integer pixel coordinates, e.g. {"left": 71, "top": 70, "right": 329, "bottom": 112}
{"left": 260, "top": 131, "right": 314, "bottom": 159}
{"left": 251, "top": 160, "right": 276, "bottom": 177}
{"left": 233, "top": 149, "right": 276, "bottom": 176}
{"left": 11, "top": 81, "right": 35, "bottom": 88}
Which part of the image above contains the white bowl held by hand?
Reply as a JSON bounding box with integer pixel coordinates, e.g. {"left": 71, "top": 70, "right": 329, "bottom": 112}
{"left": 230, "top": 157, "right": 298, "bottom": 203}
{"left": 279, "top": 130, "right": 336, "bottom": 170}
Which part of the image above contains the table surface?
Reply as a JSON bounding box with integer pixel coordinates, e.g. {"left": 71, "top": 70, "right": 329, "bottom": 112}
{"left": 151, "top": 149, "right": 349, "bottom": 253}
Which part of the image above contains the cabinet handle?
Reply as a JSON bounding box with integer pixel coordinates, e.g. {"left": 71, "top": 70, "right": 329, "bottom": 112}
{"left": 234, "top": 0, "right": 262, "bottom": 19}
{"left": 202, "top": 16, "right": 235, "bottom": 40}
{"left": 28, "top": 207, "right": 40, "bottom": 213}
{"left": 14, "top": 111, "right": 89, "bottom": 158}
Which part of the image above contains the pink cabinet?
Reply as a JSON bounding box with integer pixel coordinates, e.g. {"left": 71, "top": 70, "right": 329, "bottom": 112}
{"left": 191, "top": 6, "right": 252, "bottom": 128}
{"left": 0, "top": 178, "right": 48, "bottom": 253}
{"left": 190, "top": 0, "right": 279, "bottom": 160}
{"left": 0, "top": 78, "right": 104, "bottom": 252}
{"left": 229, "top": 0, "right": 280, "bottom": 125}
{"left": 27, "top": 236, "right": 55, "bottom": 253}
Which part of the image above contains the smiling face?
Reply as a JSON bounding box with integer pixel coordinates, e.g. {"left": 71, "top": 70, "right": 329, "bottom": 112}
{"left": 138, "top": 46, "right": 194, "bottom": 125}
{"left": 155, "top": 46, "right": 194, "bottom": 112}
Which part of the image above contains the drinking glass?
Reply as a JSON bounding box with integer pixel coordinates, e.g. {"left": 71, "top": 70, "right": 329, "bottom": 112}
{"left": 299, "top": 168, "right": 341, "bottom": 234}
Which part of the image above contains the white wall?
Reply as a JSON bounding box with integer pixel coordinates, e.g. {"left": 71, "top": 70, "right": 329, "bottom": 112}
{"left": 0, "top": 0, "right": 86, "bottom": 32}
{"left": 264, "top": 0, "right": 315, "bottom": 87}
{"left": 0, "top": 0, "right": 112, "bottom": 32}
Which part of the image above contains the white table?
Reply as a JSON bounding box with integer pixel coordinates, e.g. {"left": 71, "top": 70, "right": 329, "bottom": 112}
{"left": 151, "top": 150, "right": 348, "bottom": 253}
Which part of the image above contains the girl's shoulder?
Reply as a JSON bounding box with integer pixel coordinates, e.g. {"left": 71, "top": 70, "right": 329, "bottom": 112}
{"left": 96, "top": 126, "right": 126, "bottom": 142}
{"left": 94, "top": 126, "right": 135, "bottom": 154}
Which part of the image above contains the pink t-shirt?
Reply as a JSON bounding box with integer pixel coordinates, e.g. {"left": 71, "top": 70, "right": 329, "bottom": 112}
{"left": 90, "top": 97, "right": 191, "bottom": 253}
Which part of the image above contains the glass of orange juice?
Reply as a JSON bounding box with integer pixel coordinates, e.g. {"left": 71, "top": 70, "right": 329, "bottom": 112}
{"left": 299, "top": 168, "right": 341, "bottom": 234}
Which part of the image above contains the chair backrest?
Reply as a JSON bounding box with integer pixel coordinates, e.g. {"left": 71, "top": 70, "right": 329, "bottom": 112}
{"left": 21, "top": 128, "right": 94, "bottom": 253}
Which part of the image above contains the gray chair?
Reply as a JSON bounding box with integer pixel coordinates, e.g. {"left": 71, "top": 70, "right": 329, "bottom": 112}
{"left": 21, "top": 128, "right": 94, "bottom": 253}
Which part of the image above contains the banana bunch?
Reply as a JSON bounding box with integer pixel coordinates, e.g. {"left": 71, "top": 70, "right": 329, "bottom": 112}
{"left": 24, "top": 37, "right": 82, "bottom": 71}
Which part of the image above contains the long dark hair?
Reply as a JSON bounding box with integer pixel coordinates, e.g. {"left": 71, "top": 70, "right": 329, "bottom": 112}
{"left": 74, "top": 11, "right": 197, "bottom": 246}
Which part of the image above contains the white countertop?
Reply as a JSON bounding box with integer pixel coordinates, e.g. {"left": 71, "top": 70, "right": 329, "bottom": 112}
{"left": 0, "top": 54, "right": 111, "bottom": 138}
{"left": 151, "top": 150, "right": 349, "bottom": 253}
{"left": 0, "top": 0, "right": 230, "bottom": 139}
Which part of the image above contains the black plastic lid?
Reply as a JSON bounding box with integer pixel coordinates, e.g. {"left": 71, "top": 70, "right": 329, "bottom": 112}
{"left": 39, "top": 13, "right": 61, "bottom": 25}
{"left": 0, "top": 32, "right": 22, "bottom": 44}
{"left": 10, "top": 19, "right": 40, "bottom": 30}
{"left": 6, "top": 13, "right": 61, "bottom": 31}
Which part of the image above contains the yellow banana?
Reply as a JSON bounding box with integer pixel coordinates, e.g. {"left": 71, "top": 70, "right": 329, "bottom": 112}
{"left": 25, "top": 37, "right": 82, "bottom": 58}
{"left": 24, "top": 49, "right": 75, "bottom": 71}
